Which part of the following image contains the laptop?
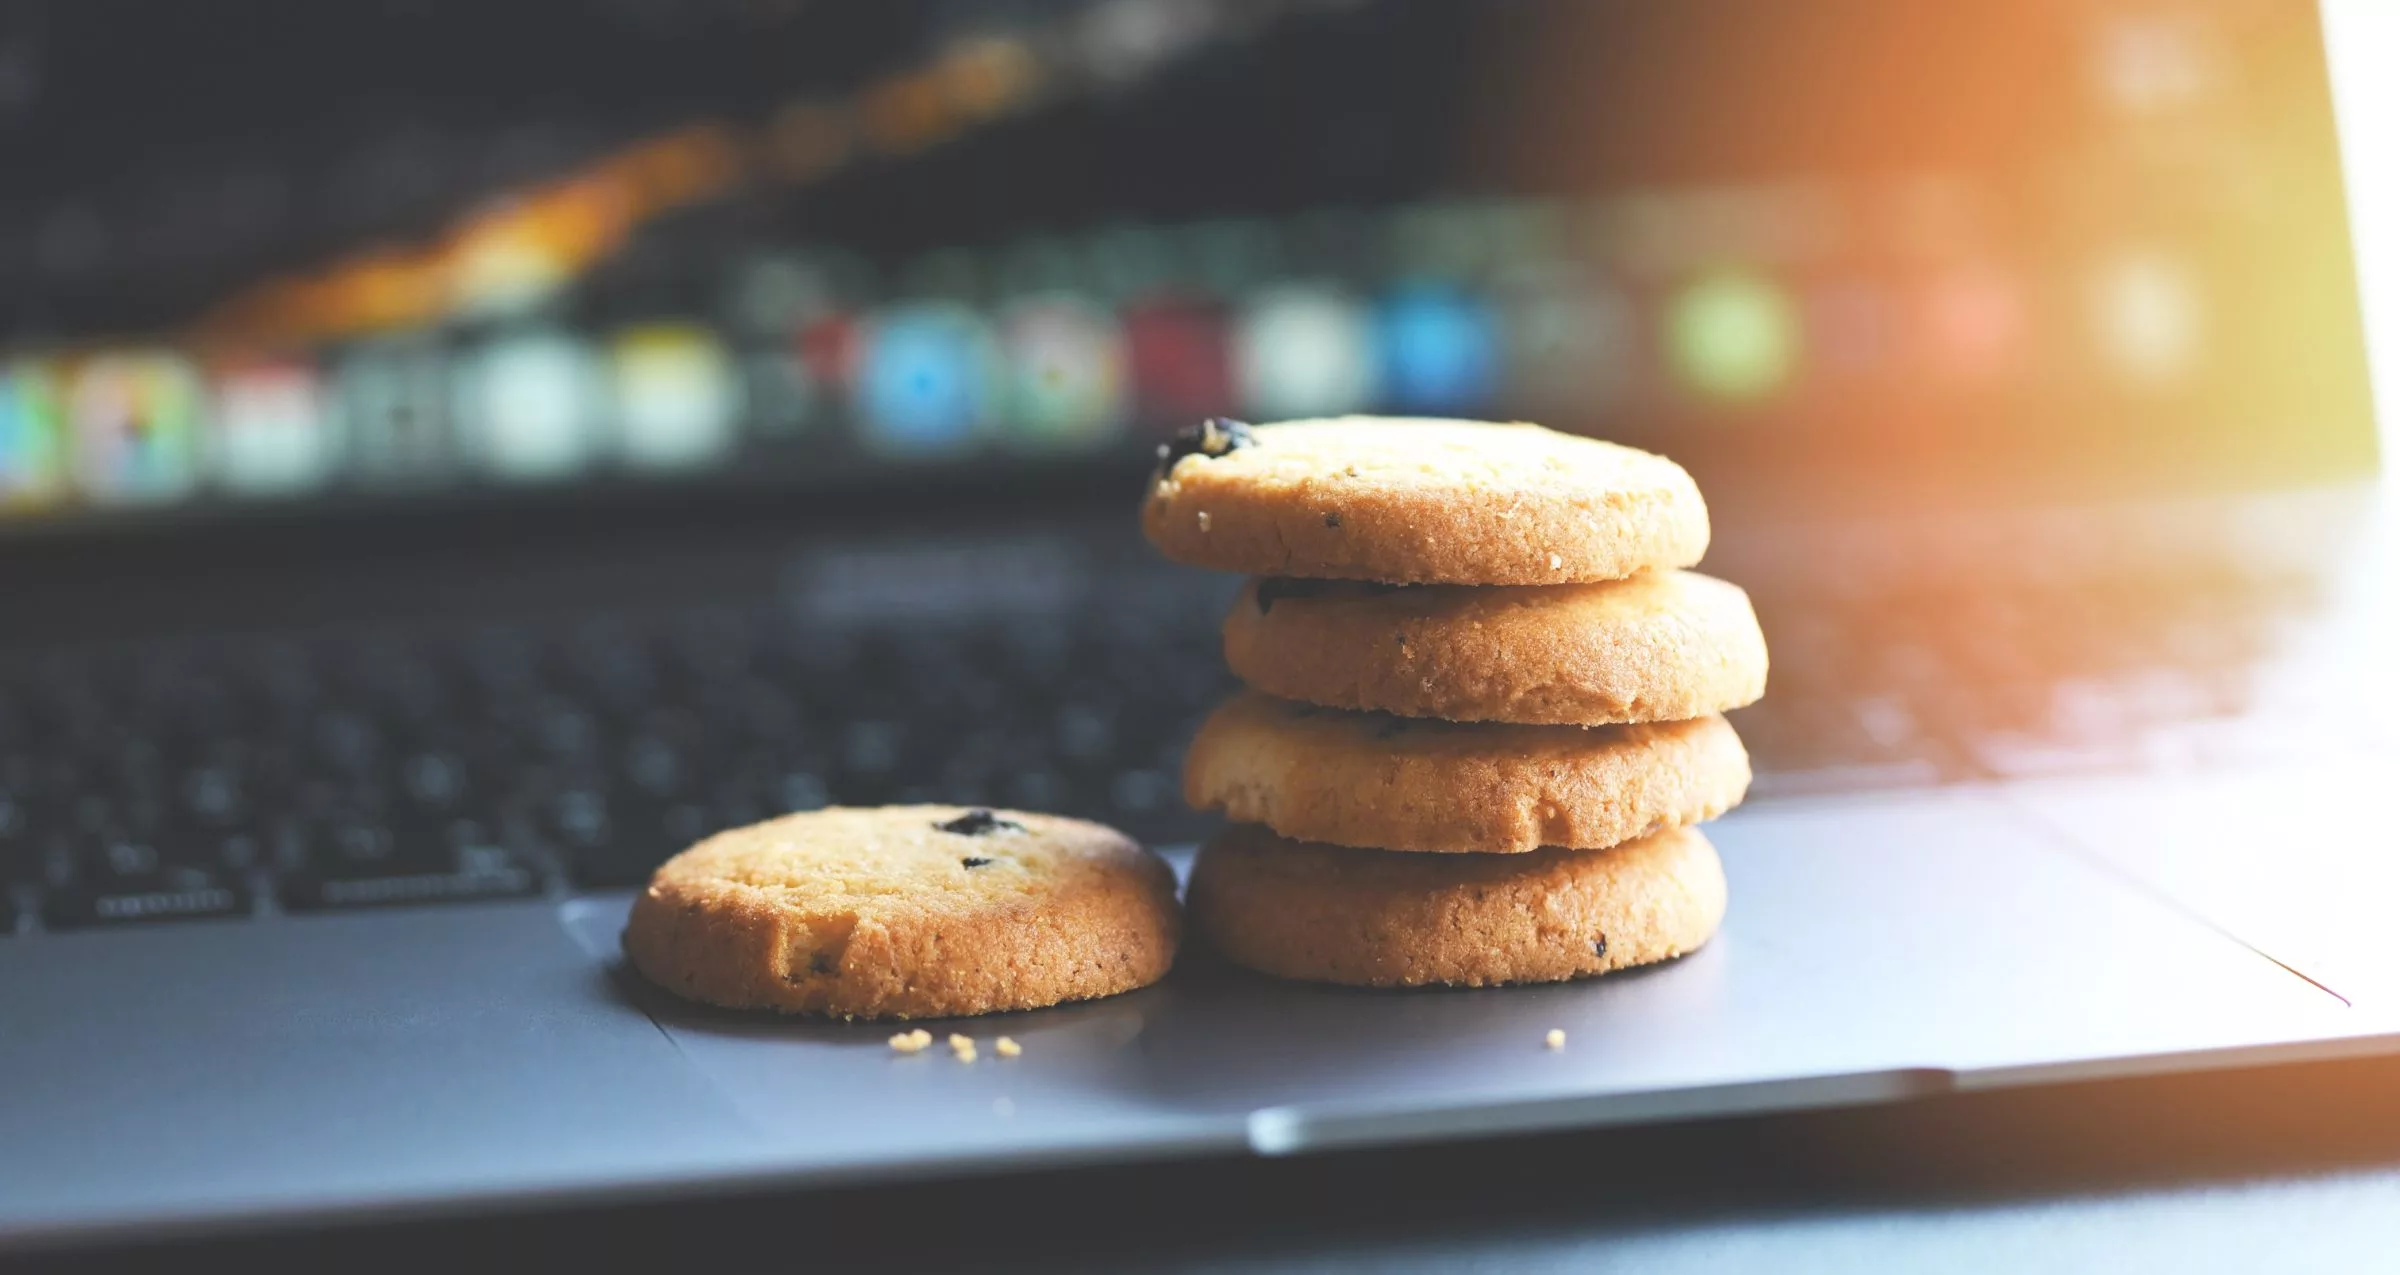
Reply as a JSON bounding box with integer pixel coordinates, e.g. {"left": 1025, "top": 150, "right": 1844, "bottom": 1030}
{"left": 5, "top": 0, "right": 2398, "bottom": 1251}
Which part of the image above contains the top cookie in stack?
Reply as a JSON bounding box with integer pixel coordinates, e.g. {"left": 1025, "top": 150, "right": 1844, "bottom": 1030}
{"left": 1142, "top": 417, "right": 1767, "bottom": 989}
{"left": 1142, "top": 416, "right": 1710, "bottom": 585}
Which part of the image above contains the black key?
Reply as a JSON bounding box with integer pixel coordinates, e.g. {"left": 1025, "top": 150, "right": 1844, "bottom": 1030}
{"left": 396, "top": 748, "right": 473, "bottom": 814}
{"left": 762, "top": 768, "right": 831, "bottom": 816}
{"left": 524, "top": 700, "right": 603, "bottom": 762}
{"left": 1055, "top": 703, "right": 1115, "bottom": 763}
{"left": 1107, "top": 767, "right": 1176, "bottom": 816}
{"left": 619, "top": 732, "right": 692, "bottom": 798}
{"left": 551, "top": 788, "right": 719, "bottom": 888}
{"left": 839, "top": 719, "right": 904, "bottom": 778}
{"left": 0, "top": 790, "right": 30, "bottom": 882}
{"left": 44, "top": 862, "right": 251, "bottom": 928}
{"left": 282, "top": 813, "right": 540, "bottom": 910}
{"left": 1002, "top": 769, "right": 1069, "bottom": 813}
{"left": 284, "top": 864, "right": 537, "bottom": 910}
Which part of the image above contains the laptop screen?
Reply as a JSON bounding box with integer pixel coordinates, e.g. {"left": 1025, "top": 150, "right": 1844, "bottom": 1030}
{"left": 0, "top": 0, "right": 2376, "bottom": 541}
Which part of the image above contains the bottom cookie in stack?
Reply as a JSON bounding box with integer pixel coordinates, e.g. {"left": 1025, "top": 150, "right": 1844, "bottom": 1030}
{"left": 1188, "top": 824, "right": 1725, "bottom": 989}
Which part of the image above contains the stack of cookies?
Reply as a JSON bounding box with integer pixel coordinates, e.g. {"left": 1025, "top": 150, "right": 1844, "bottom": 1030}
{"left": 1143, "top": 417, "right": 1767, "bottom": 988}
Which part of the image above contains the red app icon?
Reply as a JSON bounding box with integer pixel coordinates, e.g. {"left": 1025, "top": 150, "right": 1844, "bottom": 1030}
{"left": 1122, "top": 297, "right": 1232, "bottom": 429}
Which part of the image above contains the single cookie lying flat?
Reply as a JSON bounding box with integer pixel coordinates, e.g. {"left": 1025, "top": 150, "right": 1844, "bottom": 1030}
{"left": 1223, "top": 570, "right": 1768, "bottom": 726}
{"left": 1183, "top": 691, "right": 1750, "bottom": 854}
{"left": 1188, "top": 823, "right": 1726, "bottom": 988}
{"left": 1142, "top": 417, "right": 1709, "bottom": 585}
{"left": 624, "top": 806, "right": 1180, "bottom": 1019}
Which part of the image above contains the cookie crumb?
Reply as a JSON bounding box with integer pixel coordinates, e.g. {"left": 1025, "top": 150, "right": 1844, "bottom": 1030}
{"left": 995, "top": 1036, "right": 1023, "bottom": 1058}
{"left": 949, "top": 1033, "right": 979, "bottom": 1062}
{"left": 889, "top": 1029, "right": 934, "bottom": 1054}
{"left": 1196, "top": 510, "right": 1212, "bottom": 532}
{"left": 1544, "top": 1028, "right": 1566, "bottom": 1050}
{"left": 1547, "top": 553, "right": 1564, "bottom": 570}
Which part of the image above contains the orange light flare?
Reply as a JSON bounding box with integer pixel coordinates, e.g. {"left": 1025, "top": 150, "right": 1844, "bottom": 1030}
{"left": 182, "top": 22, "right": 1051, "bottom": 351}
{"left": 193, "top": 123, "right": 746, "bottom": 347}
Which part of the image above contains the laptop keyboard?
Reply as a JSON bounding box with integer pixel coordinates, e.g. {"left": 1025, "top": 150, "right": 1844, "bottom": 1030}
{"left": 0, "top": 594, "right": 1233, "bottom": 933}
{"left": 3, "top": 558, "right": 2385, "bottom": 933}
{"left": 1736, "top": 563, "right": 2397, "bottom": 797}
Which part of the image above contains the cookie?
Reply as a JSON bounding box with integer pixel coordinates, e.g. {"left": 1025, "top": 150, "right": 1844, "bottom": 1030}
{"left": 1188, "top": 824, "right": 1726, "bottom": 988}
{"left": 1223, "top": 569, "right": 1768, "bottom": 726}
{"left": 1183, "top": 691, "right": 1749, "bottom": 854}
{"left": 1141, "top": 417, "right": 1708, "bottom": 585}
{"left": 624, "top": 805, "right": 1180, "bottom": 1020}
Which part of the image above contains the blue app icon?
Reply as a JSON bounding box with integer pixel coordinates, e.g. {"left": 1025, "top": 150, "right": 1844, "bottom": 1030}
{"left": 1, "top": 361, "right": 66, "bottom": 508}
{"left": 1378, "top": 283, "right": 1498, "bottom": 413}
{"left": 857, "top": 303, "right": 996, "bottom": 456}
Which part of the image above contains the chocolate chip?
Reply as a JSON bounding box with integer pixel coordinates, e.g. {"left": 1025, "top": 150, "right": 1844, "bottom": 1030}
{"left": 961, "top": 856, "right": 993, "bottom": 868}
{"left": 1154, "top": 417, "right": 1255, "bottom": 476}
{"left": 1593, "top": 937, "right": 1609, "bottom": 957}
{"left": 811, "top": 951, "right": 839, "bottom": 975}
{"left": 935, "top": 809, "right": 1023, "bottom": 836}
{"left": 1322, "top": 512, "right": 1342, "bottom": 528}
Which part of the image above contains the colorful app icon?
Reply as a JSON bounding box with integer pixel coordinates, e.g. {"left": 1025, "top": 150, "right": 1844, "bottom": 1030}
{"left": 1665, "top": 269, "right": 1799, "bottom": 403}
{"left": 999, "top": 295, "right": 1125, "bottom": 449}
{"left": 1234, "top": 285, "right": 1378, "bottom": 420}
{"left": 1123, "top": 297, "right": 1233, "bottom": 428}
{"left": 339, "top": 340, "right": 452, "bottom": 486}
{"left": 0, "top": 360, "right": 66, "bottom": 509}
{"left": 68, "top": 351, "right": 203, "bottom": 504}
{"left": 1377, "top": 282, "right": 1498, "bottom": 413}
{"left": 855, "top": 302, "right": 997, "bottom": 457}
{"left": 610, "top": 322, "right": 740, "bottom": 472}
{"left": 1500, "top": 278, "right": 1636, "bottom": 416}
{"left": 456, "top": 330, "right": 600, "bottom": 482}
{"left": 212, "top": 357, "right": 336, "bottom": 497}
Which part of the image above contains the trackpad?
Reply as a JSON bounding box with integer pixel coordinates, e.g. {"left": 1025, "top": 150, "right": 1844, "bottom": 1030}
{"left": 558, "top": 790, "right": 2367, "bottom": 1171}
{"left": 557, "top": 898, "right": 1241, "bottom": 1167}
{"left": 2003, "top": 757, "right": 2400, "bottom": 1014}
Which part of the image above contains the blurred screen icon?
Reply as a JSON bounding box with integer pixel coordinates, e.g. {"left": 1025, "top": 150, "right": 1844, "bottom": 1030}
{"left": 1123, "top": 297, "right": 1233, "bottom": 427}
{"left": 2092, "top": 15, "right": 2219, "bottom": 117}
{"left": 2090, "top": 250, "right": 2201, "bottom": 390}
{"left": 744, "top": 350, "right": 816, "bottom": 440}
{"left": 1377, "top": 282, "right": 1498, "bottom": 413}
{"left": 340, "top": 340, "right": 453, "bottom": 487}
{"left": 1802, "top": 278, "right": 1894, "bottom": 383}
{"left": 1665, "top": 269, "right": 1799, "bottom": 404}
{"left": 999, "top": 295, "right": 1126, "bottom": 449}
{"left": 610, "top": 323, "right": 740, "bottom": 471}
{"left": 1499, "top": 278, "right": 1636, "bottom": 418}
{"left": 0, "top": 360, "right": 67, "bottom": 509}
{"left": 728, "top": 254, "right": 834, "bottom": 338}
{"left": 1235, "top": 285, "right": 1379, "bottom": 420}
{"left": 1920, "top": 263, "right": 2026, "bottom": 384}
{"left": 457, "top": 330, "right": 600, "bottom": 482}
{"left": 67, "top": 351, "right": 203, "bottom": 504}
{"left": 856, "top": 302, "right": 997, "bottom": 457}
{"left": 798, "top": 313, "right": 862, "bottom": 411}
{"left": 211, "top": 357, "right": 337, "bottom": 497}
